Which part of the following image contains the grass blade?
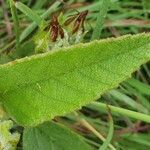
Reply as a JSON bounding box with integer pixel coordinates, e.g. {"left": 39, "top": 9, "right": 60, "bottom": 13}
{"left": 9, "top": 0, "right": 20, "bottom": 48}
{"left": 91, "top": 102, "right": 150, "bottom": 123}
{"left": 127, "top": 78, "right": 150, "bottom": 95}
{"left": 77, "top": 117, "right": 116, "bottom": 150}
{"left": 108, "top": 90, "right": 148, "bottom": 113}
{"left": 143, "top": 64, "right": 150, "bottom": 78}
{"left": 15, "top": 2, "right": 42, "bottom": 26}
{"left": 20, "top": 1, "right": 61, "bottom": 42}
{"left": 99, "top": 111, "right": 114, "bottom": 150}
{"left": 91, "top": 0, "right": 110, "bottom": 40}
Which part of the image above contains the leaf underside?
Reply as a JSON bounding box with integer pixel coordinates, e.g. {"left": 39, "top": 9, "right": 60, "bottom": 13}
{"left": 0, "top": 33, "right": 150, "bottom": 126}
{"left": 23, "top": 121, "right": 91, "bottom": 150}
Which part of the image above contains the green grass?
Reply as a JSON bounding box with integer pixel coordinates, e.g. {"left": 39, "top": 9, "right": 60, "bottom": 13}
{"left": 0, "top": 0, "right": 150, "bottom": 149}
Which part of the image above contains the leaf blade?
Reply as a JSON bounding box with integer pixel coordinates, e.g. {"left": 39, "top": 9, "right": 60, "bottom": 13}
{"left": 0, "top": 33, "right": 150, "bottom": 126}
{"left": 23, "top": 121, "right": 91, "bottom": 150}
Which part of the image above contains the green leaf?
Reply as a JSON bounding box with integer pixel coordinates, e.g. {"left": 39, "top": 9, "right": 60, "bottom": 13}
{"left": 33, "top": 29, "right": 50, "bottom": 53}
{"left": 0, "top": 33, "right": 150, "bottom": 126}
{"left": 23, "top": 121, "right": 91, "bottom": 150}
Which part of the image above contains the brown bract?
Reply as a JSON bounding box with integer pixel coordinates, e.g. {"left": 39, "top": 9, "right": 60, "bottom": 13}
{"left": 64, "top": 10, "right": 88, "bottom": 34}
{"left": 50, "top": 15, "right": 64, "bottom": 42}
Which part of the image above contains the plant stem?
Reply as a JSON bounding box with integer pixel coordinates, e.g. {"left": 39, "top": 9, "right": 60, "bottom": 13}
{"left": 91, "top": 102, "right": 150, "bottom": 123}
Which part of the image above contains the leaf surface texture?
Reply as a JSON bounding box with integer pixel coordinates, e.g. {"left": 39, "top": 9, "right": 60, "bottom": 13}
{"left": 0, "top": 33, "right": 150, "bottom": 126}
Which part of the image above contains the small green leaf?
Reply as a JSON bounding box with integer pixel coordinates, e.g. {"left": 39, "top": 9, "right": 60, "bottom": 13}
{"left": 33, "top": 29, "right": 50, "bottom": 53}
{"left": 23, "top": 121, "right": 91, "bottom": 150}
{"left": 0, "top": 33, "right": 150, "bottom": 126}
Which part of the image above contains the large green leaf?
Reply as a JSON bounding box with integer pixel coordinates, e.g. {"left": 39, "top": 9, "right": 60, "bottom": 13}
{"left": 0, "top": 33, "right": 150, "bottom": 126}
{"left": 23, "top": 121, "right": 91, "bottom": 150}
